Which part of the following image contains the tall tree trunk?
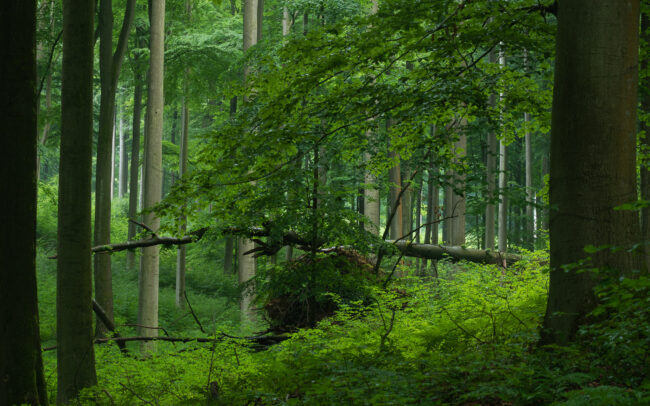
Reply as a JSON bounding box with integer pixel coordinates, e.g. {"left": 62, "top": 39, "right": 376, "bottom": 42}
{"left": 282, "top": 6, "right": 291, "bottom": 35}
{"left": 127, "top": 58, "right": 144, "bottom": 270}
{"left": 0, "top": 2, "right": 48, "bottom": 404}
{"left": 119, "top": 103, "right": 128, "bottom": 198}
{"left": 525, "top": 112, "right": 534, "bottom": 247}
{"left": 138, "top": 0, "right": 165, "bottom": 352}
{"left": 176, "top": 0, "right": 192, "bottom": 310}
{"left": 401, "top": 167, "right": 412, "bottom": 239}
{"left": 640, "top": 12, "right": 650, "bottom": 271}
{"left": 541, "top": 0, "right": 642, "bottom": 345}
{"left": 94, "top": 0, "right": 136, "bottom": 335}
{"left": 239, "top": 0, "right": 259, "bottom": 322}
{"left": 388, "top": 151, "right": 403, "bottom": 240}
{"left": 497, "top": 47, "right": 508, "bottom": 253}
{"left": 57, "top": 0, "right": 98, "bottom": 401}
{"left": 445, "top": 132, "right": 466, "bottom": 246}
{"left": 485, "top": 51, "right": 498, "bottom": 251}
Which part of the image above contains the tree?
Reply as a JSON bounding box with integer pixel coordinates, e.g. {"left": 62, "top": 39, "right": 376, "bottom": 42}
{"left": 126, "top": 26, "right": 147, "bottom": 271}
{"left": 497, "top": 46, "right": 507, "bottom": 252}
{"left": 57, "top": 0, "right": 98, "bottom": 400}
{"left": 239, "top": 0, "right": 259, "bottom": 322}
{"left": 0, "top": 1, "right": 48, "bottom": 404}
{"left": 138, "top": 0, "right": 165, "bottom": 351}
{"left": 94, "top": 0, "right": 136, "bottom": 335}
{"left": 176, "top": 0, "right": 192, "bottom": 310}
{"left": 541, "top": 0, "right": 643, "bottom": 345}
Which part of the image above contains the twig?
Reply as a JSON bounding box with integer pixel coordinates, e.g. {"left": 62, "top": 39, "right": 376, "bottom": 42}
{"left": 119, "top": 383, "right": 154, "bottom": 406}
{"left": 128, "top": 219, "right": 159, "bottom": 238}
{"left": 379, "top": 308, "right": 396, "bottom": 351}
{"left": 37, "top": 29, "right": 62, "bottom": 98}
{"left": 120, "top": 323, "right": 170, "bottom": 337}
{"left": 441, "top": 307, "right": 485, "bottom": 344}
{"left": 184, "top": 290, "right": 206, "bottom": 334}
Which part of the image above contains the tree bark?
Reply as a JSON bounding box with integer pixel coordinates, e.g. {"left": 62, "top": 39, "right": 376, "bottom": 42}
{"left": 126, "top": 49, "right": 144, "bottom": 270}
{"left": 541, "top": 0, "right": 643, "bottom": 345}
{"left": 0, "top": 2, "right": 48, "bottom": 404}
{"left": 94, "top": 0, "right": 136, "bottom": 336}
{"left": 444, "top": 132, "right": 466, "bottom": 246}
{"left": 118, "top": 103, "right": 128, "bottom": 198}
{"left": 640, "top": 12, "right": 650, "bottom": 272}
{"left": 138, "top": 0, "right": 165, "bottom": 353}
{"left": 57, "top": 0, "right": 98, "bottom": 400}
{"left": 239, "top": 0, "right": 259, "bottom": 322}
{"left": 485, "top": 49, "right": 498, "bottom": 251}
{"left": 389, "top": 241, "right": 521, "bottom": 266}
{"left": 497, "top": 46, "right": 508, "bottom": 253}
{"left": 176, "top": 1, "right": 191, "bottom": 309}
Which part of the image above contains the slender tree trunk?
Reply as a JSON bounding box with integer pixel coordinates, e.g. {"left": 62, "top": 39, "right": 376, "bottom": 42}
{"left": 138, "top": 0, "right": 165, "bottom": 352}
{"left": 388, "top": 152, "right": 403, "bottom": 240}
{"left": 119, "top": 103, "right": 128, "bottom": 198}
{"left": 127, "top": 62, "right": 144, "bottom": 270}
{"left": 497, "top": 46, "right": 507, "bottom": 253}
{"left": 57, "top": 0, "right": 98, "bottom": 400}
{"left": 445, "top": 132, "right": 466, "bottom": 246}
{"left": 0, "top": 2, "right": 48, "bottom": 404}
{"left": 239, "top": 0, "right": 259, "bottom": 322}
{"left": 401, "top": 167, "right": 412, "bottom": 239}
{"left": 94, "top": 0, "right": 136, "bottom": 335}
{"left": 541, "top": 0, "right": 642, "bottom": 345}
{"left": 485, "top": 51, "right": 498, "bottom": 250}
{"left": 525, "top": 113, "right": 534, "bottom": 247}
{"left": 282, "top": 6, "right": 291, "bottom": 35}
{"left": 176, "top": 1, "right": 191, "bottom": 308}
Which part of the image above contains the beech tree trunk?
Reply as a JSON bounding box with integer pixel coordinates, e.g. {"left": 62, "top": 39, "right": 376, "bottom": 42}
{"left": 176, "top": 1, "right": 191, "bottom": 309}
{"left": 485, "top": 49, "right": 498, "bottom": 251}
{"left": 94, "top": 0, "right": 136, "bottom": 336}
{"left": 239, "top": 0, "right": 259, "bottom": 322}
{"left": 497, "top": 47, "right": 508, "bottom": 253}
{"left": 127, "top": 52, "right": 144, "bottom": 270}
{"left": 57, "top": 0, "right": 98, "bottom": 400}
{"left": 444, "top": 132, "right": 466, "bottom": 246}
{"left": 118, "top": 104, "right": 128, "bottom": 198}
{"left": 541, "top": 0, "right": 643, "bottom": 345}
{"left": 0, "top": 2, "right": 48, "bottom": 404}
{"left": 138, "top": 0, "right": 165, "bottom": 352}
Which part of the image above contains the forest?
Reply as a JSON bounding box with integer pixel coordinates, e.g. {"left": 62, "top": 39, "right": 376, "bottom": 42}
{"left": 2, "top": 0, "right": 650, "bottom": 404}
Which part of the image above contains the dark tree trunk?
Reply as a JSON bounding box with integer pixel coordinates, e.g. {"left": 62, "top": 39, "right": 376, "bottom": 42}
{"left": 57, "top": 0, "right": 98, "bottom": 401}
{"left": 541, "top": 0, "right": 643, "bottom": 345}
{"left": 0, "top": 2, "right": 48, "bottom": 404}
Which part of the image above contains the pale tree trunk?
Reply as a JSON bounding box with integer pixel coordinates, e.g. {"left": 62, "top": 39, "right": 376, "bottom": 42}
{"left": 118, "top": 103, "right": 128, "bottom": 198}
{"left": 0, "top": 2, "right": 48, "bottom": 404}
{"left": 497, "top": 46, "right": 508, "bottom": 253}
{"left": 415, "top": 177, "right": 423, "bottom": 273}
{"left": 363, "top": 0, "right": 381, "bottom": 236}
{"left": 138, "top": 0, "right": 165, "bottom": 352}
{"left": 423, "top": 151, "right": 438, "bottom": 270}
{"left": 57, "top": 0, "right": 98, "bottom": 401}
{"left": 127, "top": 58, "right": 144, "bottom": 270}
{"left": 282, "top": 6, "right": 291, "bottom": 35}
{"left": 239, "top": 0, "right": 259, "bottom": 322}
{"left": 524, "top": 112, "right": 533, "bottom": 245}
{"left": 541, "top": 0, "right": 642, "bottom": 345}
{"left": 448, "top": 133, "right": 466, "bottom": 246}
{"left": 176, "top": 0, "right": 192, "bottom": 310}
{"left": 94, "top": 0, "right": 136, "bottom": 336}
{"left": 110, "top": 112, "right": 116, "bottom": 200}
{"left": 524, "top": 50, "right": 534, "bottom": 248}
{"left": 485, "top": 49, "right": 498, "bottom": 251}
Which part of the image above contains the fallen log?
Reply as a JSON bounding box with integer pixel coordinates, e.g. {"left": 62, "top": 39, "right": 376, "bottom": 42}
{"left": 387, "top": 241, "right": 522, "bottom": 266}
{"left": 42, "top": 332, "right": 289, "bottom": 352}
